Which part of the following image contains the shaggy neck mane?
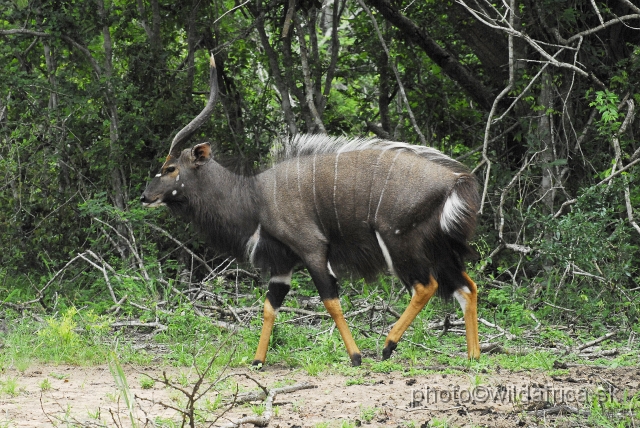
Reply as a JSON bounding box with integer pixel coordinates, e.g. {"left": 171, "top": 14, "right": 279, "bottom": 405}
{"left": 169, "top": 162, "right": 258, "bottom": 259}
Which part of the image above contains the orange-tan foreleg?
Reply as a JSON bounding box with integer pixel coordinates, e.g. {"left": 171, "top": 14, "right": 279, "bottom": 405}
{"left": 252, "top": 299, "right": 276, "bottom": 366}
{"left": 324, "top": 299, "right": 362, "bottom": 366}
{"left": 252, "top": 276, "right": 291, "bottom": 367}
{"left": 455, "top": 272, "right": 480, "bottom": 360}
{"left": 382, "top": 276, "right": 439, "bottom": 360}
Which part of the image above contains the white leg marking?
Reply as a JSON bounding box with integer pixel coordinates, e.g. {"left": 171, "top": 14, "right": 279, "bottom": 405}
{"left": 454, "top": 286, "right": 471, "bottom": 313}
{"left": 375, "top": 231, "right": 397, "bottom": 276}
{"left": 270, "top": 270, "right": 293, "bottom": 285}
{"left": 171, "top": 190, "right": 177, "bottom": 196}
{"left": 440, "top": 190, "right": 468, "bottom": 233}
{"left": 327, "top": 261, "right": 337, "bottom": 278}
{"left": 374, "top": 149, "right": 404, "bottom": 223}
{"left": 245, "top": 225, "right": 261, "bottom": 264}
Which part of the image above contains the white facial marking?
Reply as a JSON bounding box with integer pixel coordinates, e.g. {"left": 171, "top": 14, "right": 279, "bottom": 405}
{"left": 454, "top": 286, "right": 471, "bottom": 313}
{"left": 395, "top": 229, "right": 401, "bottom": 235}
{"left": 172, "top": 190, "right": 177, "bottom": 196}
{"left": 375, "top": 231, "right": 397, "bottom": 276}
{"left": 181, "top": 183, "right": 184, "bottom": 187}
{"left": 155, "top": 173, "right": 161, "bottom": 177}
{"left": 176, "top": 175, "right": 180, "bottom": 182}
{"left": 441, "top": 190, "right": 468, "bottom": 233}
{"left": 327, "top": 261, "right": 337, "bottom": 278}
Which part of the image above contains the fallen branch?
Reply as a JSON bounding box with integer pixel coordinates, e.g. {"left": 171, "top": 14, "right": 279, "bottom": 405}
{"left": 478, "top": 318, "right": 516, "bottom": 340}
{"left": 529, "top": 404, "right": 589, "bottom": 417}
{"left": 543, "top": 301, "right": 576, "bottom": 312}
{"left": 111, "top": 320, "right": 168, "bottom": 333}
{"left": 220, "top": 382, "right": 316, "bottom": 427}
{"left": 578, "top": 349, "right": 618, "bottom": 358}
{"left": 573, "top": 331, "right": 616, "bottom": 352}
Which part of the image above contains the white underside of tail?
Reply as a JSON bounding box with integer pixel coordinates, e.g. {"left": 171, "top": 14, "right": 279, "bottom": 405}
{"left": 440, "top": 190, "right": 467, "bottom": 234}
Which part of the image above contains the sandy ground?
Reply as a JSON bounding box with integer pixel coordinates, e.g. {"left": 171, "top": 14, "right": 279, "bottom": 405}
{"left": 1, "top": 363, "right": 639, "bottom": 427}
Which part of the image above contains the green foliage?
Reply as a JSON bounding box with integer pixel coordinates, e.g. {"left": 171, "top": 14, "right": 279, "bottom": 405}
{"left": 589, "top": 90, "right": 622, "bottom": 133}
{"left": 0, "top": 2, "right": 639, "bottom": 411}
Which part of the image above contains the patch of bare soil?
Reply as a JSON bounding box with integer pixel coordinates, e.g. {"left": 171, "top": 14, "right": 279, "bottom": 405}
{"left": 1, "top": 363, "right": 639, "bottom": 427}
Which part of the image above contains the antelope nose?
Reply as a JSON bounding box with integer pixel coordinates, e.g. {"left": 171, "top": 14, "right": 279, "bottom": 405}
{"left": 140, "top": 194, "right": 147, "bottom": 203}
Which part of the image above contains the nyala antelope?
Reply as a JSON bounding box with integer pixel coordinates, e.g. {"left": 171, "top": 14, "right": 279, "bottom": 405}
{"left": 141, "top": 56, "right": 481, "bottom": 366}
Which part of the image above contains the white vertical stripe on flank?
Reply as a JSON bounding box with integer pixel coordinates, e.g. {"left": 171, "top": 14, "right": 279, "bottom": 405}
{"left": 245, "top": 225, "right": 261, "bottom": 264}
{"left": 312, "top": 154, "right": 327, "bottom": 234}
{"left": 273, "top": 170, "right": 278, "bottom": 212}
{"left": 333, "top": 152, "right": 342, "bottom": 235}
{"left": 285, "top": 158, "right": 290, "bottom": 187}
{"left": 375, "top": 231, "right": 397, "bottom": 276}
{"left": 296, "top": 156, "right": 302, "bottom": 197}
{"left": 367, "top": 149, "right": 387, "bottom": 223}
{"left": 374, "top": 149, "right": 404, "bottom": 223}
{"left": 440, "top": 189, "right": 467, "bottom": 233}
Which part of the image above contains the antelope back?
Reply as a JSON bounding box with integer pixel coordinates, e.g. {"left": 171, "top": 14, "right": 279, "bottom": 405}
{"left": 256, "top": 135, "right": 476, "bottom": 283}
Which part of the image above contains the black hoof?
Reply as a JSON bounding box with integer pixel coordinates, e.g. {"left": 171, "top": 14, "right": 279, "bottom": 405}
{"left": 251, "top": 359, "right": 264, "bottom": 369}
{"left": 350, "top": 353, "right": 362, "bottom": 367}
{"left": 382, "top": 341, "right": 397, "bottom": 360}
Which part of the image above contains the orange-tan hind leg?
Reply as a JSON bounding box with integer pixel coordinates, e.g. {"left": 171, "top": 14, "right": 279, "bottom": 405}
{"left": 454, "top": 272, "right": 480, "bottom": 360}
{"left": 323, "top": 298, "right": 362, "bottom": 366}
{"left": 382, "top": 276, "right": 439, "bottom": 360}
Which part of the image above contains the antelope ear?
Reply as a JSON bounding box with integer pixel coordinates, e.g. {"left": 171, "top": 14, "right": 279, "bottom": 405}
{"left": 192, "top": 143, "right": 212, "bottom": 166}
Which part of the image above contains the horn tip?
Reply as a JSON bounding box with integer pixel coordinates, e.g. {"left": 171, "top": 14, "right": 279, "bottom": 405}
{"left": 210, "top": 53, "right": 216, "bottom": 68}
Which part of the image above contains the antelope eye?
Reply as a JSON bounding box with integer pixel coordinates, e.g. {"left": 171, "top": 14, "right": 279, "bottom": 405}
{"left": 165, "top": 166, "right": 176, "bottom": 173}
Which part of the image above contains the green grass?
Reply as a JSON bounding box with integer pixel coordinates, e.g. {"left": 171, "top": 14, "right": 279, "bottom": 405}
{"left": 0, "top": 377, "right": 19, "bottom": 397}
{"left": 1, "top": 300, "right": 636, "bottom": 378}
{"left": 359, "top": 405, "right": 378, "bottom": 422}
{"left": 0, "top": 272, "right": 637, "bottom": 428}
{"left": 39, "top": 378, "right": 52, "bottom": 392}
{"left": 140, "top": 374, "right": 155, "bottom": 389}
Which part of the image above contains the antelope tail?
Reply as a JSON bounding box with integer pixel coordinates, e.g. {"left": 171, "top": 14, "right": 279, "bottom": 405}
{"left": 439, "top": 174, "right": 480, "bottom": 245}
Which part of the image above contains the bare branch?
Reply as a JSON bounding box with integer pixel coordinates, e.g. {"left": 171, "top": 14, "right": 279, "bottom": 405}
{"left": 566, "top": 14, "right": 640, "bottom": 44}
{"left": 357, "top": 0, "right": 426, "bottom": 145}
{"left": 293, "top": 14, "right": 327, "bottom": 134}
{"left": 145, "top": 221, "right": 214, "bottom": 274}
